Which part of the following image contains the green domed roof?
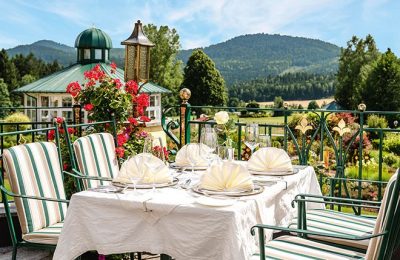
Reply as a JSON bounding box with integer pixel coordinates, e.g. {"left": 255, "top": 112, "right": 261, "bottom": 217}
{"left": 75, "top": 28, "right": 112, "bottom": 49}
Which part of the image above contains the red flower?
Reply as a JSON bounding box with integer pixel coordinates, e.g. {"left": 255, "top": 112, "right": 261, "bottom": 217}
{"left": 84, "top": 103, "right": 94, "bottom": 111}
{"left": 84, "top": 64, "right": 105, "bottom": 81}
{"left": 137, "top": 93, "right": 150, "bottom": 107}
{"left": 117, "top": 133, "right": 129, "bottom": 146}
{"left": 110, "top": 62, "right": 117, "bottom": 73}
{"left": 67, "top": 128, "right": 75, "bottom": 134}
{"left": 115, "top": 147, "right": 125, "bottom": 158}
{"left": 139, "top": 116, "right": 151, "bottom": 122}
{"left": 55, "top": 117, "right": 64, "bottom": 124}
{"left": 113, "top": 78, "right": 123, "bottom": 89}
{"left": 125, "top": 80, "right": 138, "bottom": 95}
{"left": 128, "top": 117, "right": 138, "bottom": 126}
{"left": 47, "top": 130, "right": 55, "bottom": 140}
{"left": 66, "top": 82, "right": 81, "bottom": 97}
{"left": 63, "top": 163, "right": 69, "bottom": 171}
{"left": 58, "top": 128, "right": 65, "bottom": 135}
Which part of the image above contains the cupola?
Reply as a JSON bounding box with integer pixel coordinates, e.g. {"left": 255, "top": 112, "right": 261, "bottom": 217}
{"left": 75, "top": 27, "right": 112, "bottom": 64}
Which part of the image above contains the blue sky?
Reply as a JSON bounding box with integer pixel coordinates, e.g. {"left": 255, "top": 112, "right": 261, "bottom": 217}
{"left": 0, "top": 0, "right": 399, "bottom": 54}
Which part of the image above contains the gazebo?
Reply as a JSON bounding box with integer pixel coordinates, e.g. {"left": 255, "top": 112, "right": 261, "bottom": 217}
{"left": 13, "top": 27, "right": 171, "bottom": 125}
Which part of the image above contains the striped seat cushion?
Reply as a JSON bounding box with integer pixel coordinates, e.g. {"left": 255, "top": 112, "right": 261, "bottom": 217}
{"left": 288, "top": 209, "right": 376, "bottom": 249}
{"left": 73, "top": 133, "right": 119, "bottom": 189}
{"left": 23, "top": 222, "right": 63, "bottom": 245}
{"left": 252, "top": 235, "right": 366, "bottom": 260}
{"left": 2, "top": 142, "right": 67, "bottom": 236}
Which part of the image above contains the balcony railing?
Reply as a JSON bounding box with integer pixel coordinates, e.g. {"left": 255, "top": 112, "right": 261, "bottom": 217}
{"left": 161, "top": 89, "right": 400, "bottom": 214}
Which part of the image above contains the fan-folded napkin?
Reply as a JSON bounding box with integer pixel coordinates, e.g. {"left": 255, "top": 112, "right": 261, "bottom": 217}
{"left": 114, "top": 153, "right": 172, "bottom": 184}
{"left": 175, "top": 143, "right": 212, "bottom": 167}
{"left": 199, "top": 161, "right": 254, "bottom": 191}
{"left": 248, "top": 147, "right": 293, "bottom": 172}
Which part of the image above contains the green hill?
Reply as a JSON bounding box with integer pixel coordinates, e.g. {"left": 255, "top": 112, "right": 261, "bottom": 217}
{"left": 178, "top": 33, "right": 340, "bottom": 84}
{"left": 6, "top": 34, "right": 340, "bottom": 85}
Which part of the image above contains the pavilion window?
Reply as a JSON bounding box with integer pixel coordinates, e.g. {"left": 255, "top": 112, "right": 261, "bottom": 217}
{"left": 105, "top": 49, "right": 109, "bottom": 61}
{"left": 84, "top": 49, "right": 91, "bottom": 59}
{"left": 41, "top": 96, "right": 49, "bottom": 107}
{"left": 95, "top": 49, "right": 102, "bottom": 60}
{"left": 62, "top": 96, "right": 72, "bottom": 107}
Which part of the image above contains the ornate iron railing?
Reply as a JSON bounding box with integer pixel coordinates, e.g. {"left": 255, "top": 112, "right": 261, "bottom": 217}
{"left": 162, "top": 89, "right": 400, "bottom": 213}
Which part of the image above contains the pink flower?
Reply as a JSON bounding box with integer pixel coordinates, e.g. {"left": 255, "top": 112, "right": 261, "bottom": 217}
{"left": 113, "top": 78, "right": 123, "bottom": 89}
{"left": 128, "top": 117, "right": 138, "bottom": 126}
{"left": 84, "top": 103, "right": 94, "bottom": 111}
{"left": 125, "top": 80, "right": 138, "bottom": 95}
{"left": 66, "top": 82, "right": 81, "bottom": 97}
{"left": 139, "top": 115, "right": 151, "bottom": 122}
{"left": 110, "top": 62, "right": 117, "bottom": 73}
{"left": 67, "top": 128, "right": 75, "bottom": 135}
{"left": 115, "top": 147, "right": 125, "bottom": 158}
{"left": 47, "top": 130, "right": 55, "bottom": 141}
{"left": 117, "top": 133, "right": 129, "bottom": 146}
{"left": 55, "top": 117, "right": 64, "bottom": 124}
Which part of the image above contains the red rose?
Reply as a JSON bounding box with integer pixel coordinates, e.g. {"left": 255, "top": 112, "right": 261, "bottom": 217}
{"left": 110, "top": 62, "right": 117, "bottom": 73}
{"left": 115, "top": 147, "right": 125, "bottom": 158}
{"left": 113, "top": 78, "right": 122, "bottom": 89}
{"left": 117, "top": 133, "right": 129, "bottom": 146}
{"left": 139, "top": 116, "right": 151, "bottom": 122}
{"left": 66, "top": 81, "right": 81, "bottom": 97}
{"left": 67, "top": 128, "right": 75, "bottom": 134}
{"left": 128, "top": 117, "right": 138, "bottom": 126}
{"left": 84, "top": 103, "right": 94, "bottom": 111}
{"left": 55, "top": 117, "right": 64, "bottom": 124}
{"left": 47, "top": 130, "right": 55, "bottom": 141}
{"left": 125, "top": 80, "right": 138, "bottom": 95}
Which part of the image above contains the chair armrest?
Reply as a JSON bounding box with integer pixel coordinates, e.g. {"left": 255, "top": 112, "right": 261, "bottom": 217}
{"left": 250, "top": 224, "right": 385, "bottom": 241}
{"left": 63, "top": 170, "right": 113, "bottom": 181}
{"left": 292, "top": 194, "right": 381, "bottom": 208}
{"left": 328, "top": 177, "right": 388, "bottom": 185}
{"left": 0, "top": 185, "right": 69, "bottom": 204}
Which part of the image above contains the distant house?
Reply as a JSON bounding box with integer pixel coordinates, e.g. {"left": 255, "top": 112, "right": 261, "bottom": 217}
{"left": 13, "top": 27, "right": 171, "bottom": 125}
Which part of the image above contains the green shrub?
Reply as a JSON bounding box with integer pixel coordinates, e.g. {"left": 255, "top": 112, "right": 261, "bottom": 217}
{"left": 367, "top": 114, "right": 388, "bottom": 129}
{"left": 382, "top": 133, "right": 400, "bottom": 155}
{"left": 383, "top": 152, "right": 400, "bottom": 168}
{"left": 3, "top": 112, "right": 31, "bottom": 132}
{"left": 345, "top": 162, "right": 391, "bottom": 181}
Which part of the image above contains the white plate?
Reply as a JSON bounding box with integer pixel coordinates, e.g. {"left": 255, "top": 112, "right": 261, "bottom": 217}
{"left": 195, "top": 197, "right": 236, "bottom": 207}
{"left": 249, "top": 168, "right": 299, "bottom": 176}
{"left": 169, "top": 162, "right": 208, "bottom": 171}
{"left": 112, "top": 178, "right": 178, "bottom": 189}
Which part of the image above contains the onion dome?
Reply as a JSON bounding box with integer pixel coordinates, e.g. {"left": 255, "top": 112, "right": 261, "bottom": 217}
{"left": 74, "top": 28, "right": 112, "bottom": 64}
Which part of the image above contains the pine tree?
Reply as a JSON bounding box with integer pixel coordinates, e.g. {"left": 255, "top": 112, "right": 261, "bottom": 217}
{"left": 182, "top": 49, "right": 227, "bottom": 113}
{"left": 0, "top": 79, "right": 12, "bottom": 118}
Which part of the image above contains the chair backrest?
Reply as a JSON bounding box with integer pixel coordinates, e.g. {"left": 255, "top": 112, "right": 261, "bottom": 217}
{"left": 365, "top": 169, "right": 400, "bottom": 260}
{"left": 2, "top": 142, "right": 67, "bottom": 235}
{"left": 73, "top": 133, "right": 119, "bottom": 189}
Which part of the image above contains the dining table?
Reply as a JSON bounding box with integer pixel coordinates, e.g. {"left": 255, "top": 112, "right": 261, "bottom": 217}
{"left": 53, "top": 164, "right": 323, "bottom": 260}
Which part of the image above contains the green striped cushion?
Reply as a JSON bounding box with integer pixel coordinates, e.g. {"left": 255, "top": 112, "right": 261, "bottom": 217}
{"left": 23, "top": 221, "right": 63, "bottom": 245}
{"left": 253, "top": 235, "right": 365, "bottom": 260}
{"left": 73, "top": 133, "right": 119, "bottom": 189}
{"left": 288, "top": 209, "right": 376, "bottom": 249}
{"left": 2, "top": 142, "right": 67, "bottom": 235}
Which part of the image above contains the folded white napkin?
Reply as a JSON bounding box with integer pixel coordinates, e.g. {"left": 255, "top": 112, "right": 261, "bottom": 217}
{"left": 199, "top": 161, "right": 254, "bottom": 191}
{"left": 175, "top": 143, "right": 212, "bottom": 167}
{"left": 248, "top": 147, "right": 293, "bottom": 173}
{"left": 115, "top": 153, "right": 172, "bottom": 184}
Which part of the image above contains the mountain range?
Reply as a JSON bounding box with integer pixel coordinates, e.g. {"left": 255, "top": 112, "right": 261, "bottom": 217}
{"left": 6, "top": 34, "right": 340, "bottom": 85}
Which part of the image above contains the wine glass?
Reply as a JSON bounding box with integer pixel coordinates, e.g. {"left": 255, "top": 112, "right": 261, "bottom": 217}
{"left": 259, "top": 134, "right": 271, "bottom": 148}
{"left": 186, "top": 143, "right": 200, "bottom": 174}
{"left": 143, "top": 136, "right": 153, "bottom": 154}
{"left": 244, "top": 123, "right": 259, "bottom": 154}
{"left": 200, "top": 126, "right": 217, "bottom": 165}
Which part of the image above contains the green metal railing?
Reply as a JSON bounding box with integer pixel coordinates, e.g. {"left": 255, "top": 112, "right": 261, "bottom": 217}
{"left": 162, "top": 89, "right": 400, "bottom": 213}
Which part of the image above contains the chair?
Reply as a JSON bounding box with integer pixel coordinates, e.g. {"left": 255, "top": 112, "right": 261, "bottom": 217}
{"left": 0, "top": 126, "right": 69, "bottom": 260}
{"left": 62, "top": 119, "right": 119, "bottom": 190}
{"left": 251, "top": 169, "right": 400, "bottom": 259}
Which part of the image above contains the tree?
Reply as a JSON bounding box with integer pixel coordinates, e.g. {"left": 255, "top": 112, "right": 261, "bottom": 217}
{"left": 182, "top": 49, "right": 227, "bottom": 113}
{"left": 143, "top": 24, "right": 183, "bottom": 107}
{"left": 0, "top": 79, "right": 12, "bottom": 118}
{"left": 273, "top": 96, "right": 284, "bottom": 116}
{"left": 307, "top": 100, "right": 320, "bottom": 109}
{"left": 363, "top": 49, "right": 400, "bottom": 111}
{"left": 335, "top": 35, "right": 380, "bottom": 109}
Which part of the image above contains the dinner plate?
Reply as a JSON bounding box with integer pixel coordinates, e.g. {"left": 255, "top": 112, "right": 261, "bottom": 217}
{"left": 169, "top": 162, "right": 208, "bottom": 171}
{"left": 195, "top": 197, "right": 236, "bottom": 207}
{"left": 248, "top": 168, "right": 299, "bottom": 176}
{"left": 112, "top": 177, "right": 179, "bottom": 189}
{"left": 191, "top": 184, "right": 264, "bottom": 197}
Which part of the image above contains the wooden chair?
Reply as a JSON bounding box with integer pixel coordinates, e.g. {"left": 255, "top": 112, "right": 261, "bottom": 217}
{"left": 0, "top": 126, "right": 68, "bottom": 260}
{"left": 251, "top": 169, "right": 400, "bottom": 259}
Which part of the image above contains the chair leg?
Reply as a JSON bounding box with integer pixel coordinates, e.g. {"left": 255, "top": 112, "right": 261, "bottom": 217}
{"left": 137, "top": 252, "right": 142, "bottom": 260}
{"left": 11, "top": 246, "right": 17, "bottom": 260}
{"left": 130, "top": 252, "right": 135, "bottom": 259}
{"left": 160, "top": 254, "right": 172, "bottom": 260}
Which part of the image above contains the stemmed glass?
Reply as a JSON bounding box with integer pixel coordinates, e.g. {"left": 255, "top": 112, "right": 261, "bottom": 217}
{"left": 143, "top": 136, "right": 153, "bottom": 154}
{"left": 258, "top": 134, "right": 271, "bottom": 148}
{"left": 200, "top": 126, "right": 217, "bottom": 165}
{"left": 186, "top": 143, "right": 200, "bottom": 174}
{"left": 244, "top": 123, "right": 259, "bottom": 154}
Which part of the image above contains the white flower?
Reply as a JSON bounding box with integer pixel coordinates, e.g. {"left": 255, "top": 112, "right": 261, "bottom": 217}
{"left": 214, "top": 111, "right": 229, "bottom": 124}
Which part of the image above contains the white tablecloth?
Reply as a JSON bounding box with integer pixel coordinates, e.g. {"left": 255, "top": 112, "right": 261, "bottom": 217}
{"left": 53, "top": 166, "right": 322, "bottom": 260}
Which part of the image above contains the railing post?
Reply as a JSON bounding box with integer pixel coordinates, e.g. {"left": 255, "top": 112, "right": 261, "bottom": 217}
{"left": 357, "top": 103, "right": 366, "bottom": 215}
{"left": 179, "top": 88, "right": 191, "bottom": 148}
{"left": 283, "top": 102, "right": 289, "bottom": 151}
{"left": 73, "top": 104, "right": 82, "bottom": 137}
